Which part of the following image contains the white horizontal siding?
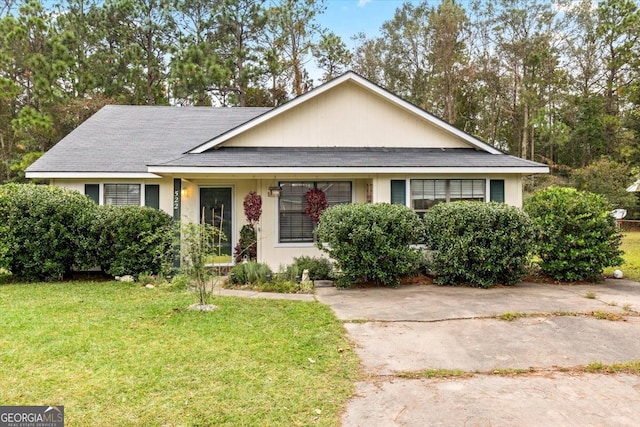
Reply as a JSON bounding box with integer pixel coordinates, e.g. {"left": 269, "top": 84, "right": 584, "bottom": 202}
{"left": 223, "top": 82, "right": 472, "bottom": 149}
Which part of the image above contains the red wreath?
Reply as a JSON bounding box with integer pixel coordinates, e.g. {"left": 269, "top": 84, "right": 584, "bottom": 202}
{"left": 305, "top": 188, "right": 328, "bottom": 224}
{"left": 243, "top": 191, "right": 262, "bottom": 225}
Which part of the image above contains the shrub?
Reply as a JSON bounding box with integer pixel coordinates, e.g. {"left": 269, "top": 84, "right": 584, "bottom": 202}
{"left": 524, "top": 186, "right": 623, "bottom": 282}
{"left": 315, "top": 203, "right": 423, "bottom": 288}
{"left": 166, "top": 273, "right": 191, "bottom": 292}
{"left": 423, "top": 202, "right": 534, "bottom": 288}
{"left": 234, "top": 224, "right": 257, "bottom": 262}
{"left": 0, "top": 183, "right": 97, "bottom": 280}
{"left": 86, "top": 205, "right": 174, "bottom": 278}
{"left": 255, "top": 280, "right": 301, "bottom": 293}
{"left": 234, "top": 191, "right": 262, "bottom": 262}
{"left": 229, "top": 261, "right": 272, "bottom": 285}
{"left": 284, "top": 256, "right": 334, "bottom": 281}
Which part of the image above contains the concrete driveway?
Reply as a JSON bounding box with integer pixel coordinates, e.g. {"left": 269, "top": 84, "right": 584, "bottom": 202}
{"left": 315, "top": 280, "right": 640, "bottom": 427}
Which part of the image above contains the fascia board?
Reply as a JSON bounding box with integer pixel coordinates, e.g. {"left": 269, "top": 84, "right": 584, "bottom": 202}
{"left": 147, "top": 166, "right": 550, "bottom": 175}
{"left": 25, "top": 172, "right": 162, "bottom": 179}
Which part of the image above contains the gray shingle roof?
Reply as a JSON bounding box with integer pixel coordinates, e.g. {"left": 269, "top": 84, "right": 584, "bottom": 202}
{"left": 27, "top": 104, "right": 547, "bottom": 175}
{"left": 152, "top": 147, "right": 544, "bottom": 169}
{"left": 27, "top": 105, "right": 272, "bottom": 173}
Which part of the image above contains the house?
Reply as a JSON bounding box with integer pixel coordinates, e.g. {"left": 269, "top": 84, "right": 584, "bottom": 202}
{"left": 26, "top": 71, "right": 549, "bottom": 268}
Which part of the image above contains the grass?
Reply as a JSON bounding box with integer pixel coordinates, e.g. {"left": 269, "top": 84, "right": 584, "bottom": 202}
{"left": 585, "top": 360, "right": 640, "bottom": 374}
{"left": 605, "top": 231, "right": 640, "bottom": 281}
{"left": 398, "top": 363, "right": 640, "bottom": 379}
{"left": 0, "top": 281, "right": 358, "bottom": 426}
{"left": 591, "top": 310, "right": 624, "bottom": 321}
{"left": 585, "top": 291, "right": 597, "bottom": 299}
{"left": 397, "top": 369, "right": 470, "bottom": 379}
{"left": 497, "top": 311, "right": 527, "bottom": 321}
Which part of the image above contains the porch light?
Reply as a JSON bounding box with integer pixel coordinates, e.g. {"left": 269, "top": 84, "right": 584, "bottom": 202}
{"left": 181, "top": 188, "right": 188, "bottom": 197}
{"left": 268, "top": 186, "right": 282, "bottom": 197}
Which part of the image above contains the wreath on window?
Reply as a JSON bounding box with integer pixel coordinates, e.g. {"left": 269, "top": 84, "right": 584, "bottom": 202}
{"left": 304, "top": 188, "right": 328, "bottom": 224}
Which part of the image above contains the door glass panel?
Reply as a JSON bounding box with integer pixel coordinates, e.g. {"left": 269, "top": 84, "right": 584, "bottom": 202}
{"left": 200, "top": 188, "right": 233, "bottom": 262}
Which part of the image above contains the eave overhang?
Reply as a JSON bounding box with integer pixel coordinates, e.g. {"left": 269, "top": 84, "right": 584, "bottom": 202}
{"left": 147, "top": 166, "right": 550, "bottom": 175}
{"left": 25, "top": 172, "right": 162, "bottom": 179}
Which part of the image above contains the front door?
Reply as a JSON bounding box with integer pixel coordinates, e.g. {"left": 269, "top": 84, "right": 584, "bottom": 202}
{"left": 200, "top": 187, "right": 233, "bottom": 263}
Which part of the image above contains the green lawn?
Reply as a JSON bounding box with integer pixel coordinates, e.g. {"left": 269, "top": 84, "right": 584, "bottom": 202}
{"left": 605, "top": 231, "right": 640, "bottom": 281}
{"left": 0, "top": 282, "right": 358, "bottom": 426}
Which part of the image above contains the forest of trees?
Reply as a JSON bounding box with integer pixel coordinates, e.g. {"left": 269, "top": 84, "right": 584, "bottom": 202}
{"left": 1, "top": 0, "right": 639, "bottom": 211}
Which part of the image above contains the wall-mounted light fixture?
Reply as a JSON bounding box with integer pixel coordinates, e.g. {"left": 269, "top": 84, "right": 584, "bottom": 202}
{"left": 180, "top": 179, "right": 191, "bottom": 198}
{"left": 268, "top": 186, "right": 282, "bottom": 197}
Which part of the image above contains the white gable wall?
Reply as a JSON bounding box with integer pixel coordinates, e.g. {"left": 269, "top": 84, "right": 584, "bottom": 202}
{"left": 222, "top": 81, "right": 472, "bottom": 149}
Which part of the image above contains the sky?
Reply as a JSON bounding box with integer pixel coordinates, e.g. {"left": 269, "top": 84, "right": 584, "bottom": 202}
{"left": 310, "top": 0, "right": 424, "bottom": 82}
{"left": 318, "top": 0, "right": 421, "bottom": 45}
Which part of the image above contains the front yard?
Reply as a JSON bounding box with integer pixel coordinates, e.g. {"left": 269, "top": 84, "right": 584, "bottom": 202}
{"left": 0, "top": 282, "right": 358, "bottom": 426}
{"left": 606, "top": 231, "right": 640, "bottom": 281}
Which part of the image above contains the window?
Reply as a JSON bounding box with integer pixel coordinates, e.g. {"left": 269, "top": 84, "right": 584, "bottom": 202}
{"left": 104, "top": 184, "right": 141, "bottom": 206}
{"left": 411, "top": 179, "right": 447, "bottom": 214}
{"left": 279, "top": 181, "right": 352, "bottom": 243}
{"left": 449, "top": 179, "right": 485, "bottom": 202}
{"left": 411, "top": 179, "right": 485, "bottom": 215}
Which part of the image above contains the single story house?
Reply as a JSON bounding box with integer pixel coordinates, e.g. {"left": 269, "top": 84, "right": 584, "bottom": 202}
{"left": 26, "top": 71, "right": 549, "bottom": 268}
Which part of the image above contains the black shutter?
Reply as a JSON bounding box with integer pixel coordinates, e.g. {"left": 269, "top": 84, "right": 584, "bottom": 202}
{"left": 85, "top": 184, "right": 99, "bottom": 204}
{"left": 490, "top": 180, "right": 505, "bottom": 203}
{"left": 145, "top": 184, "right": 160, "bottom": 209}
{"left": 390, "top": 180, "right": 406, "bottom": 205}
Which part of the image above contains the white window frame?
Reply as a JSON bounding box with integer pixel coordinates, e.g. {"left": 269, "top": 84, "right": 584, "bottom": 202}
{"left": 103, "top": 183, "right": 142, "bottom": 206}
{"left": 408, "top": 178, "right": 488, "bottom": 215}
{"left": 89, "top": 183, "right": 150, "bottom": 207}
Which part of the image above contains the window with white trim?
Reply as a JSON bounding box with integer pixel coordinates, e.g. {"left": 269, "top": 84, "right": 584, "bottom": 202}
{"left": 104, "top": 184, "right": 141, "bottom": 206}
{"left": 411, "top": 179, "right": 485, "bottom": 215}
{"left": 279, "top": 181, "right": 352, "bottom": 243}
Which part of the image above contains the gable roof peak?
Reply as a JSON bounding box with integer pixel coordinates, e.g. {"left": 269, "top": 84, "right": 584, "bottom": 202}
{"left": 188, "top": 70, "right": 502, "bottom": 155}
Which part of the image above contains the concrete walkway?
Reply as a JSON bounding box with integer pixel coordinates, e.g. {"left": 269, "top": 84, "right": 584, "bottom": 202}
{"left": 315, "top": 280, "right": 640, "bottom": 427}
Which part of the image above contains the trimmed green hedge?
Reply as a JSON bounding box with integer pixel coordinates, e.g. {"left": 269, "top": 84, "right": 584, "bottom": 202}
{"left": 0, "top": 184, "right": 175, "bottom": 280}
{"left": 524, "top": 186, "right": 623, "bottom": 282}
{"left": 423, "top": 202, "right": 534, "bottom": 288}
{"left": 85, "top": 205, "right": 174, "bottom": 277}
{"left": 315, "top": 203, "right": 423, "bottom": 288}
{"left": 0, "top": 183, "right": 97, "bottom": 280}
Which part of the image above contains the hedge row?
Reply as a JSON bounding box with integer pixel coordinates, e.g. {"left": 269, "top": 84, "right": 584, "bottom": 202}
{"left": 316, "top": 186, "right": 623, "bottom": 288}
{"left": 0, "top": 184, "right": 174, "bottom": 281}
{"left": 1, "top": 184, "right": 622, "bottom": 286}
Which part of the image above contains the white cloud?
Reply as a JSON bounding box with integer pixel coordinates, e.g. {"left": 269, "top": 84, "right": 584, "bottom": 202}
{"left": 358, "top": 0, "right": 373, "bottom": 7}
